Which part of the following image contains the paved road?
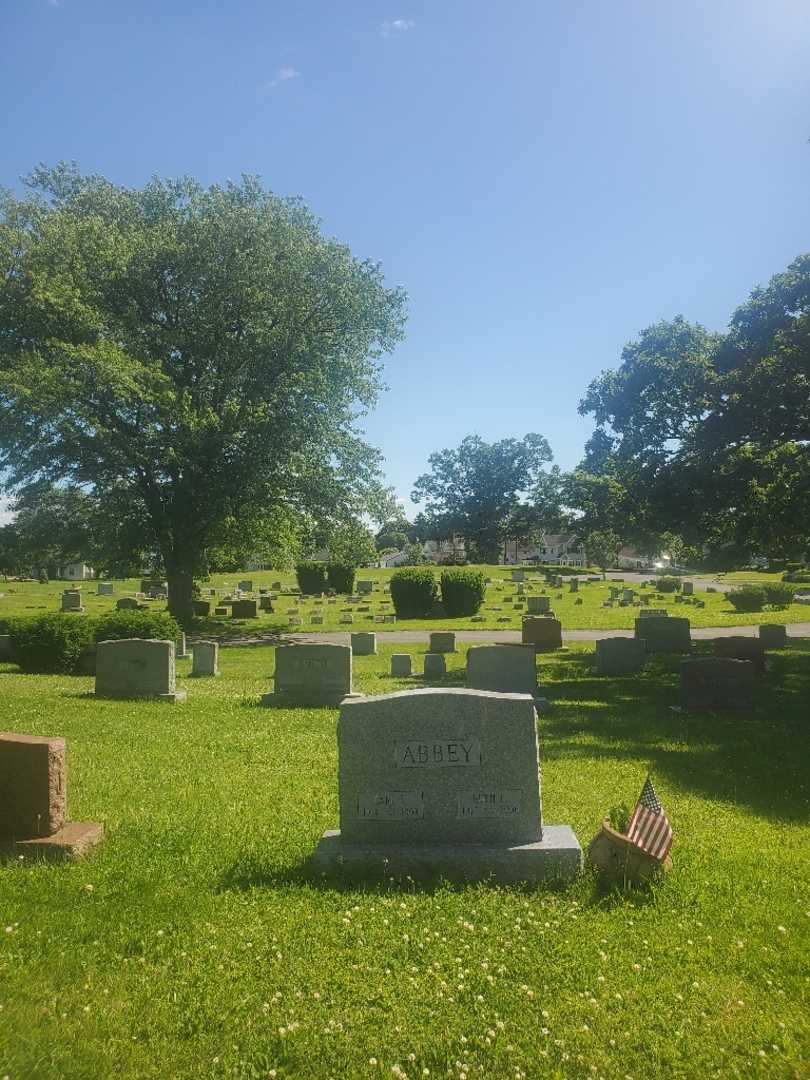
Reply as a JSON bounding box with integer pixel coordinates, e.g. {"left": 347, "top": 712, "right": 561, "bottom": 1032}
{"left": 216, "top": 623, "right": 810, "bottom": 647}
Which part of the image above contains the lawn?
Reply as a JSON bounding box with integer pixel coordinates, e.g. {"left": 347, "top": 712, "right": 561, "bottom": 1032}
{"left": 2, "top": 569, "right": 808, "bottom": 640}
{"left": 1, "top": 641, "right": 808, "bottom": 1078}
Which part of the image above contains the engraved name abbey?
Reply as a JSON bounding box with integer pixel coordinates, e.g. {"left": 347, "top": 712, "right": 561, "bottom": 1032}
{"left": 394, "top": 739, "right": 481, "bottom": 768}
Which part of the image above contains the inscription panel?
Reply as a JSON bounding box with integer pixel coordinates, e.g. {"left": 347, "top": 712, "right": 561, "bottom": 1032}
{"left": 395, "top": 739, "right": 481, "bottom": 768}
{"left": 356, "top": 791, "right": 424, "bottom": 820}
{"left": 457, "top": 790, "right": 522, "bottom": 819}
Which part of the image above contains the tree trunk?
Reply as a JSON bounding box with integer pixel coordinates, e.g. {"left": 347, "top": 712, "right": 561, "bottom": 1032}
{"left": 165, "top": 563, "right": 196, "bottom": 628}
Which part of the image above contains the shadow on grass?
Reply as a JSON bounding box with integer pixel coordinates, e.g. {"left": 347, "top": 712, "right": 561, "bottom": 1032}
{"left": 539, "top": 644, "right": 810, "bottom": 823}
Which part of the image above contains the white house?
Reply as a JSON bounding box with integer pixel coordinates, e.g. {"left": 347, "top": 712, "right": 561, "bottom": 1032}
{"left": 58, "top": 562, "right": 95, "bottom": 581}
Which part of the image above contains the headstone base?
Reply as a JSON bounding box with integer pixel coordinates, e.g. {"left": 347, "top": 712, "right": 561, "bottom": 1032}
{"left": 95, "top": 689, "right": 187, "bottom": 703}
{"left": 261, "top": 691, "right": 363, "bottom": 708}
{"left": 312, "top": 825, "right": 582, "bottom": 885}
{"left": 0, "top": 821, "right": 104, "bottom": 861}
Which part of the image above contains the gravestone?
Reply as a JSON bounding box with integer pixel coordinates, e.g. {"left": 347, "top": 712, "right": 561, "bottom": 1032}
{"left": 713, "top": 636, "right": 766, "bottom": 673}
{"left": 192, "top": 600, "right": 211, "bottom": 617}
{"left": 238, "top": 580, "right": 253, "bottom": 593}
{"left": 429, "top": 632, "right": 456, "bottom": 653}
{"left": 569, "top": 578, "right": 579, "bottom": 592}
{"left": 310, "top": 614, "right": 324, "bottom": 625}
{"left": 511, "top": 569, "right": 525, "bottom": 582}
{"left": 466, "top": 644, "right": 538, "bottom": 696}
{"left": 116, "top": 597, "right": 139, "bottom": 611}
{"left": 391, "top": 654, "right": 413, "bottom": 677}
{"left": 682, "top": 581, "right": 694, "bottom": 596}
{"left": 61, "top": 590, "right": 84, "bottom": 613}
{"left": 759, "top": 624, "right": 787, "bottom": 649}
{"left": 97, "top": 582, "right": 114, "bottom": 596}
{"left": 312, "top": 688, "right": 581, "bottom": 883}
{"left": 231, "top": 599, "right": 259, "bottom": 619}
{"left": 622, "top": 589, "right": 634, "bottom": 603}
{"left": 351, "top": 632, "right": 377, "bottom": 656}
{"left": 265, "top": 643, "right": 356, "bottom": 706}
{"left": 527, "top": 595, "right": 551, "bottom": 615}
{"left": 423, "top": 653, "right": 446, "bottom": 678}
{"left": 357, "top": 580, "right": 374, "bottom": 594}
{"left": 521, "top": 616, "right": 562, "bottom": 652}
{"left": 177, "top": 632, "right": 189, "bottom": 659}
{"left": 95, "top": 639, "right": 186, "bottom": 702}
{"left": 595, "top": 638, "right": 646, "bottom": 676}
{"left": 633, "top": 616, "right": 691, "bottom": 653}
{"left": 639, "top": 608, "right": 668, "bottom": 617}
{"left": 0, "top": 733, "right": 103, "bottom": 859}
{"left": 681, "top": 657, "right": 756, "bottom": 710}
{"left": 214, "top": 606, "right": 228, "bottom": 616}
{"left": 191, "top": 641, "right": 219, "bottom": 677}
{"left": 339, "top": 614, "right": 354, "bottom": 624}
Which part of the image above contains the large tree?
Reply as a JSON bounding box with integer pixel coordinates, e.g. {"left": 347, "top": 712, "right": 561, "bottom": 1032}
{"left": 578, "top": 264, "right": 810, "bottom": 560}
{"left": 0, "top": 165, "right": 406, "bottom": 623}
{"left": 411, "top": 433, "right": 554, "bottom": 563}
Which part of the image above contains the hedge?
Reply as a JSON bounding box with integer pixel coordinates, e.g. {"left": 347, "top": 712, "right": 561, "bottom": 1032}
{"left": 390, "top": 567, "right": 438, "bottom": 618}
{"left": 657, "top": 577, "right": 681, "bottom": 593}
{"left": 327, "top": 562, "right": 356, "bottom": 595}
{"left": 763, "top": 582, "right": 794, "bottom": 608}
{"left": 296, "top": 561, "right": 328, "bottom": 595}
{"left": 7, "top": 610, "right": 180, "bottom": 675}
{"left": 727, "top": 586, "right": 765, "bottom": 613}
{"left": 441, "top": 568, "right": 487, "bottom": 616}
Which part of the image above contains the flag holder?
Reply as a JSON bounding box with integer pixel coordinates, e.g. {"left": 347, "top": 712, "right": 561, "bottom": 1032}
{"left": 588, "top": 816, "right": 673, "bottom": 887}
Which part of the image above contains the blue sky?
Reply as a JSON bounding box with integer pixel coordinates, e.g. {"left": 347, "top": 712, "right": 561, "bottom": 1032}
{"left": 3, "top": 0, "right": 810, "bottom": 518}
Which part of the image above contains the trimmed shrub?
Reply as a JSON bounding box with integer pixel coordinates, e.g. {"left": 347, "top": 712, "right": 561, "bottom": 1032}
{"left": 94, "top": 609, "right": 180, "bottom": 644}
{"left": 327, "top": 562, "right": 356, "bottom": 595}
{"left": 727, "top": 586, "right": 766, "bottom": 613}
{"left": 783, "top": 569, "right": 810, "bottom": 583}
{"left": 9, "top": 614, "right": 96, "bottom": 674}
{"left": 764, "top": 582, "right": 794, "bottom": 608}
{"left": 441, "top": 568, "right": 487, "bottom": 616}
{"left": 657, "top": 576, "right": 681, "bottom": 593}
{"left": 296, "top": 561, "right": 328, "bottom": 595}
{"left": 390, "top": 567, "right": 438, "bottom": 618}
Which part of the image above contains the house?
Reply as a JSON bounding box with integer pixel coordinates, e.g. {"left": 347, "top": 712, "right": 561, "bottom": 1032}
{"left": 378, "top": 550, "right": 408, "bottom": 568}
{"left": 58, "top": 562, "right": 95, "bottom": 581}
{"left": 617, "top": 547, "right": 651, "bottom": 570}
{"left": 421, "top": 537, "right": 466, "bottom": 563}
{"left": 531, "top": 534, "right": 587, "bottom": 567}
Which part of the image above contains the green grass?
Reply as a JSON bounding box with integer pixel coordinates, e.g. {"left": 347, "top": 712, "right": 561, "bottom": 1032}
{"left": 1, "top": 641, "right": 809, "bottom": 1078}
{"left": 3, "top": 569, "right": 807, "bottom": 640}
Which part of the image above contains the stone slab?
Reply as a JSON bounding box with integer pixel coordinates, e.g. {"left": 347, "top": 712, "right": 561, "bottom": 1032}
{"left": 759, "top": 624, "right": 788, "bottom": 649}
{"left": 351, "top": 632, "right": 377, "bottom": 656}
{"left": 634, "top": 616, "right": 691, "bottom": 653}
{"left": 95, "top": 638, "right": 184, "bottom": 700}
{"left": 521, "top": 616, "right": 562, "bottom": 652}
{"left": 391, "top": 654, "right": 413, "bottom": 677}
{"left": 595, "top": 637, "right": 646, "bottom": 676}
{"left": 191, "top": 640, "right": 219, "bottom": 677}
{"left": 713, "top": 636, "right": 766, "bottom": 673}
{"left": 681, "top": 657, "right": 757, "bottom": 710}
{"left": 0, "top": 733, "right": 66, "bottom": 840}
{"left": 466, "top": 644, "right": 538, "bottom": 696}
{"left": 0, "top": 821, "right": 104, "bottom": 861}
{"left": 312, "top": 825, "right": 582, "bottom": 885}
{"left": 266, "top": 642, "right": 353, "bottom": 705}
{"left": 429, "top": 632, "right": 456, "bottom": 653}
{"left": 423, "top": 653, "right": 446, "bottom": 677}
{"left": 231, "top": 599, "right": 259, "bottom": 619}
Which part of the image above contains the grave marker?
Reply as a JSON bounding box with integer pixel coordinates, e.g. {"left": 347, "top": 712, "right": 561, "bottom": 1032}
{"left": 96, "top": 639, "right": 186, "bottom": 702}
{"left": 265, "top": 643, "right": 356, "bottom": 706}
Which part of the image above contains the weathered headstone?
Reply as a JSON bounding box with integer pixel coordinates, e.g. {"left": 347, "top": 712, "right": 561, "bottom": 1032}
{"left": 430, "top": 632, "right": 456, "bottom": 653}
{"left": 339, "top": 613, "right": 354, "bottom": 624}
{"left": 511, "top": 569, "right": 525, "bottom": 582}
{"left": 713, "top": 636, "right": 766, "bottom": 673}
{"left": 95, "top": 639, "right": 186, "bottom": 702}
{"left": 351, "top": 632, "right": 377, "bottom": 656}
{"left": 759, "top": 624, "right": 788, "bottom": 649}
{"left": 527, "top": 595, "right": 551, "bottom": 614}
{"left": 116, "top": 596, "right": 140, "bottom": 611}
{"left": 682, "top": 581, "right": 694, "bottom": 596}
{"left": 312, "top": 688, "right": 582, "bottom": 883}
{"left": 192, "top": 600, "right": 211, "bottom": 617}
{"left": 97, "top": 582, "right": 114, "bottom": 596}
{"left": 265, "top": 643, "right": 356, "bottom": 706}
{"left": 634, "top": 616, "right": 691, "bottom": 653}
{"left": 521, "top": 616, "right": 562, "bottom": 652}
{"left": 595, "top": 637, "right": 646, "bottom": 676}
{"left": 214, "top": 606, "right": 228, "bottom": 616}
{"left": 357, "top": 580, "right": 374, "bottom": 594}
{"left": 466, "top": 644, "right": 538, "bottom": 696}
{"left": 0, "top": 733, "right": 103, "bottom": 859}
{"left": 681, "top": 657, "right": 756, "bottom": 710}
{"left": 569, "top": 578, "right": 579, "bottom": 592}
{"left": 622, "top": 589, "right": 634, "bottom": 603}
{"left": 391, "top": 653, "right": 413, "bottom": 677}
{"left": 61, "top": 590, "right": 84, "bottom": 613}
{"left": 638, "top": 608, "right": 668, "bottom": 617}
{"left": 191, "top": 640, "right": 219, "bottom": 677}
{"left": 423, "top": 653, "right": 446, "bottom": 678}
{"left": 238, "top": 580, "right": 253, "bottom": 593}
{"left": 231, "top": 599, "right": 259, "bottom": 619}
{"left": 177, "top": 632, "right": 189, "bottom": 659}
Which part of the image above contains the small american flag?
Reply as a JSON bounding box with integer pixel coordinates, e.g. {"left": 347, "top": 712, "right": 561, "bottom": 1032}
{"left": 626, "top": 776, "right": 673, "bottom": 861}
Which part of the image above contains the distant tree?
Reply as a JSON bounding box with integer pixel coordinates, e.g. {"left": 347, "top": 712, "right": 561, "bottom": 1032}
{"left": 326, "top": 519, "right": 377, "bottom": 568}
{"left": 0, "top": 165, "right": 406, "bottom": 624}
{"left": 585, "top": 529, "right": 621, "bottom": 578}
{"left": 375, "top": 527, "right": 409, "bottom": 552}
{"left": 412, "top": 434, "right": 554, "bottom": 564}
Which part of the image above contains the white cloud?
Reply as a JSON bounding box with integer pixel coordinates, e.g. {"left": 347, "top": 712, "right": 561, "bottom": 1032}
{"left": 380, "top": 18, "right": 415, "bottom": 39}
{"left": 266, "top": 66, "right": 302, "bottom": 89}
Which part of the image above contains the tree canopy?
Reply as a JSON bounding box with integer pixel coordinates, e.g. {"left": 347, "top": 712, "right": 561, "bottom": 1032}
{"left": 0, "top": 165, "right": 407, "bottom": 622}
